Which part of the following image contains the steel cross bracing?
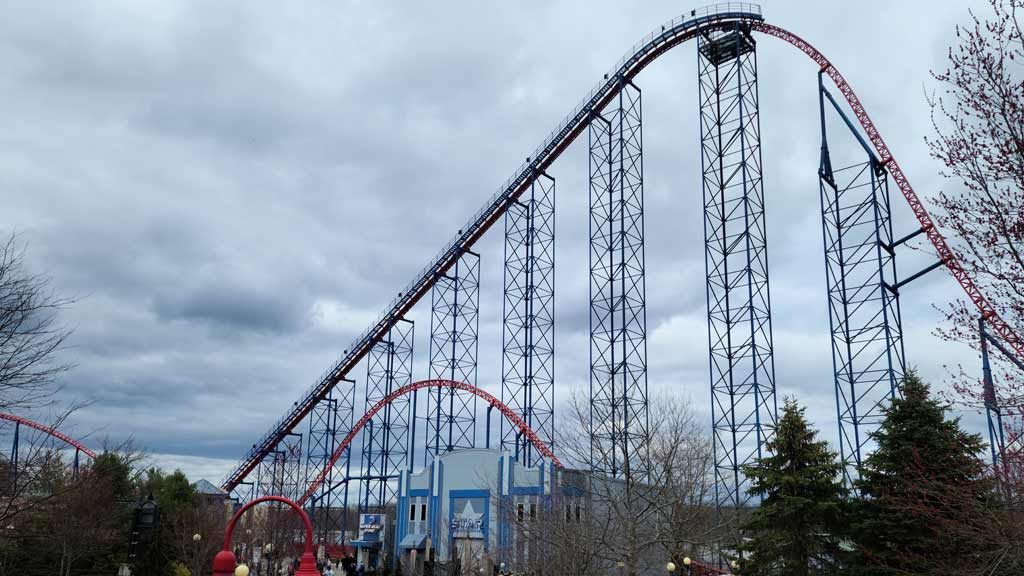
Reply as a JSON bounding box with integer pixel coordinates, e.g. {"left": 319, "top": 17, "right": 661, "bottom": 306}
{"left": 256, "top": 448, "right": 298, "bottom": 549}
{"left": 817, "top": 73, "right": 906, "bottom": 486}
{"left": 979, "top": 317, "right": 1024, "bottom": 474}
{"left": 360, "top": 319, "right": 414, "bottom": 512}
{"left": 501, "top": 171, "right": 556, "bottom": 465}
{"left": 304, "top": 379, "right": 355, "bottom": 541}
{"left": 588, "top": 80, "right": 649, "bottom": 480}
{"left": 223, "top": 5, "right": 1024, "bottom": 499}
{"left": 257, "top": 449, "right": 286, "bottom": 499}
{"left": 231, "top": 481, "right": 255, "bottom": 506}
{"left": 426, "top": 251, "right": 481, "bottom": 462}
{"left": 280, "top": 433, "right": 304, "bottom": 502}
{"left": 698, "top": 24, "right": 777, "bottom": 510}
{"left": 305, "top": 395, "right": 338, "bottom": 523}
{"left": 8, "top": 423, "right": 17, "bottom": 491}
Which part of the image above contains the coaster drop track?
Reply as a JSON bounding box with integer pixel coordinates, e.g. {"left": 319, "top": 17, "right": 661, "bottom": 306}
{"left": 221, "top": 2, "right": 1022, "bottom": 520}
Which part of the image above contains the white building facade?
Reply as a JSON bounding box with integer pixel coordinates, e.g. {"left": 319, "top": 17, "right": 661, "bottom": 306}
{"left": 393, "top": 448, "right": 563, "bottom": 573}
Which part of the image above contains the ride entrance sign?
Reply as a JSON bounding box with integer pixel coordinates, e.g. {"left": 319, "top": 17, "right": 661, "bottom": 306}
{"left": 450, "top": 497, "right": 485, "bottom": 539}
{"left": 358, "top": 513, "right": 386, "bottom": 543}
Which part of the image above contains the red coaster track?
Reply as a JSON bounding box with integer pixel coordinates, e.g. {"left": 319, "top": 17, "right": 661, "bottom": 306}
{"left": 299, "top": 378, "right": 560, "bottom": 505}
{"left": 0, "top": 412, "right": 97, "bottom": 459}
{"left": 751, "top": 21, "right": 1022, "bottom": 361}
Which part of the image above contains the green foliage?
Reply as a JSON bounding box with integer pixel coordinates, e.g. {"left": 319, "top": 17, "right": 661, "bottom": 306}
{"left": 7, "top": 449, "right": 217, "bottom": 576}
{"left": 849, "top": 371, "right": 991, "bottom": 574}
{"left": 129, "top": 467, "right": 203, "bottom": 576}
{"left": 142, "top": 467, "right": 199, "bottom": 512}
{"left": 735, "top": 397, "right": 848, "bottom": 576}
{"left": 92, "top": 451, "right": 135, "bottom": 498}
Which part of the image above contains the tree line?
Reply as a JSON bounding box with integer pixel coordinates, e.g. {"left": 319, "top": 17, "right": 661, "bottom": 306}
{"left": 734, "top": 372, "right": 1022, "bottom": 576}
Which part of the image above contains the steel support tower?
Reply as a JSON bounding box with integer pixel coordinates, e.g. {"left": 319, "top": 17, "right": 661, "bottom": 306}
{"left": 425, "top": 250, "right": 481, "bottom": 463}
{"left": 256, "top": 448, "right": 294, "bottom": 557}
{"left": 698, "top": 23, "right": 777, "bottom": 510}
{"left": 7, "top": 422, "right": 18, "bottom": 494}
{"left": 588, "top": 79, "right": 649, "bottom": 479}
{"left": 257, "top": 449, "right": 286, "bottom": 498}
{"left": 280, "top": 433, "right": 304, "bottom": 501}
{"left": 230, "top": 478, "right": 256, "bottom": 505}
{"left": 305, "top": 379, "right": 356, "bottom": 542}
{"left": 360, "top": 319, "right": 414, "bottom": 512}
{"left": 979, "top": 317, "right": 1024, "bottom": 487}
{"left": 502, "top": 170, "right": 556, "bottom": 465}
{"left": 817, "top": 72, "right": 906, "bottom": 485}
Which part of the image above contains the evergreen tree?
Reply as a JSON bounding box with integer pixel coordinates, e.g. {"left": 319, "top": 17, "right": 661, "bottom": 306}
{"left": 735, "top": 398, "right": 848, "bottom": 576}
{"left": 850, "top": 371, "right": 993, "bottom": 575}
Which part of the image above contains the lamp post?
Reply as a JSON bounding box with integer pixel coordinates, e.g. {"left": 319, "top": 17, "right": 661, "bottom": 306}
{"left": 128, "top": 494, "right": 159, "bottom": 571}
{"left": 212, "top": 496, "right": 318, "bottom": 576}
{"left": 616, "top": 560, "right": 626, "bottom": 576}
{"left": 682, "top": 557, "right": 692, "bottom": 576}
{"left": 193, "top": 533, "right": 202, "bottom": 576}
{"left": 263, "top": 543, "right": 272, "bottom": 576}
{"left": 666, "top": 561, "right": 676, "bottom": 573}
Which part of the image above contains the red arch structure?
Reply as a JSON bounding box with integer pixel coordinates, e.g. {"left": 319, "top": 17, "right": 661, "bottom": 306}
{"left": 299, "top": 379, "right": 560, "bottom": 505}
{"left": 0, "top": 412, "right": 97, "bottom": 459}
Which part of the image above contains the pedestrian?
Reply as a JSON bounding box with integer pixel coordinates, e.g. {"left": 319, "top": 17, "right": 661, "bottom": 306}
{"left": 356, "top": 562, "right": 365, "bottom": 576}
{"left": 324, "top": 565, "right": 335, "bottom": 576}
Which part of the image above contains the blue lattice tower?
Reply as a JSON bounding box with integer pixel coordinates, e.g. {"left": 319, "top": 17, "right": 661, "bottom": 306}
{"left": 360, "top": 319, "right": 414, "bottom": 512}
{"left": 425, "top": 250, "right": 480, "bottom": 463}
{"left": 231, "top": 481, "right": 255, "bottom": 508}
{"left": 979, "top": 316, "right": 1024, "bottom": 505}
{"left": 588, "top": 79, "right": 649, "bottom": 480}
{"left": 279, "top": 432, "right": 304, "bottom": 502}
{"left": 256, "top": 449, "right": 286, "bottom": 497}
{"left": 7, "top": 422, "right": 18, "bottom": 494}
{"left": 980, "top": 318, "right": 1008, "bottom": 471}
{"left": 305, "top": 378, "right": 356, "bottom": 543}
{"left": 817, "top": 72, "right": 905, "bottom": 486}
{"left": 502, "top": 170, "right": 555, "bottom": 465}
{"left": 254, "top": 449, "right": 288, "bottom": 553}
{"left": 698, "top": 23, "right": 777, "bottom": 510}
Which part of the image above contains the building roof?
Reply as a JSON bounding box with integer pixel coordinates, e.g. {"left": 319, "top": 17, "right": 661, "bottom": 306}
{"left": 193, "top": 478, "right": 228, "bottom": 496}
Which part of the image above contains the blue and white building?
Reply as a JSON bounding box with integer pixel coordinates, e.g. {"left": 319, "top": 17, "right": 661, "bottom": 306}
{"left": 393, "top": 448, "right": 571, "bottom": 573}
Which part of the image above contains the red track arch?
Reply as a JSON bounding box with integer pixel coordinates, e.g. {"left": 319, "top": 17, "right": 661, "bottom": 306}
{"left": 749, "top": 22, "right": 1024, "bottom": 360}
{"left": 0, "top": 412, "right": 97, "bottom": 459}
{"left": 299, "top": 379, "right": 560, "bottom": 505}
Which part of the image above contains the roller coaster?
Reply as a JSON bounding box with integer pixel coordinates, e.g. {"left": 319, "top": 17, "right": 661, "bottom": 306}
{"left": 1, "top": 412, "right": 96, "bottom": 489}
{"left": 218, "top": 1, "right": 1023, "bottom": 559}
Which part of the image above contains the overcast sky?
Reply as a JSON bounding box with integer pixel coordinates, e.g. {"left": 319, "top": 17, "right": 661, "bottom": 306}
{"left": 0, "top": 0, "right": 990, "bottom": 484}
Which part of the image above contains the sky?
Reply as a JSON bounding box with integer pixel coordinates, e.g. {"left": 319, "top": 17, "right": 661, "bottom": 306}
{"left": 0, "top": 0, "right": 992, "bottom": 484}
